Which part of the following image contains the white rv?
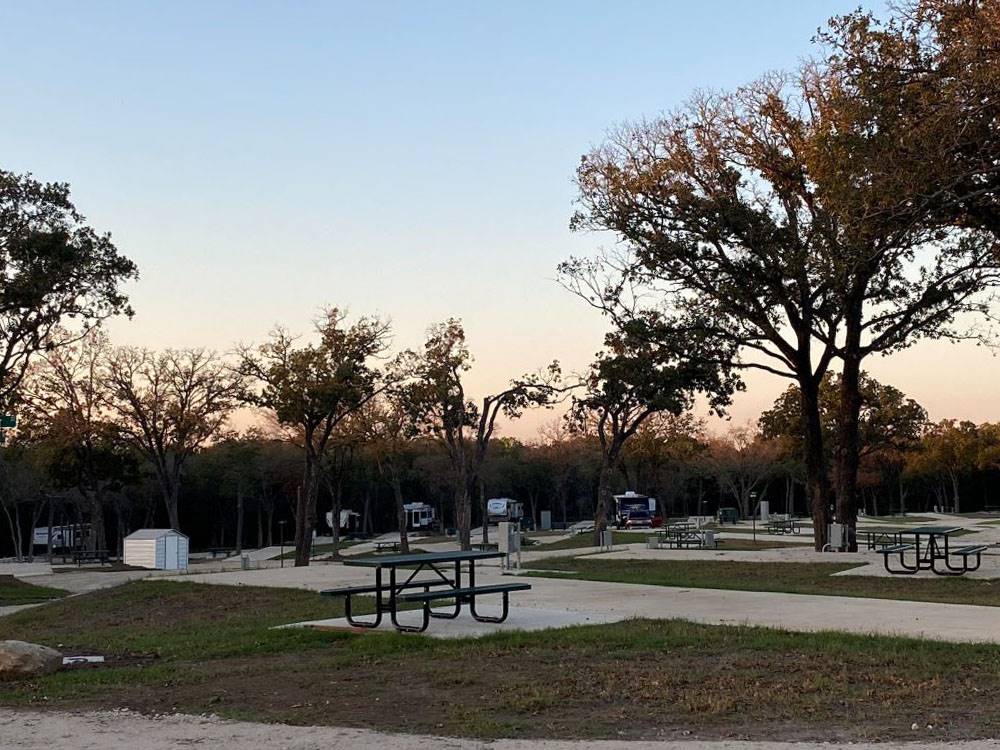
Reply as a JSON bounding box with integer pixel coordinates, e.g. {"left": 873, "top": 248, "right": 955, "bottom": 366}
{"left": 403, "top": 502, "right": 437, "bottom": 531}
{"left": 486, "top": 497, "right": 524, "bottom": 525}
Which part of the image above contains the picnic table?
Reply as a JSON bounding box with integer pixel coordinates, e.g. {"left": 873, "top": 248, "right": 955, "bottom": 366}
{"left": 322, "top": 550, "right": 530, "bottom": 633}
{"left": 765, "top": 517, "right": 802, "bottom": 535}
{"left": 206, "top": 547, "right": 235, "bottom": 559}
{"left": 657, "top": 524, "right": 715, "bottom": 549}
{"left": 72, "top": 549, "right": 110, "bottom": 566}
{"left": 373, "top": 540, "right": 400, "bottom": 553}
{"left": 859, "top": 527, "right": 906, "bottom": 550}
{"left": 877, "top": 525, "right": 988, "bottom": 576}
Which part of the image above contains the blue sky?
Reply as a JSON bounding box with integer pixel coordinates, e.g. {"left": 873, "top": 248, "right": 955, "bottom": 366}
{"left": 21, "top": 1, "right": 998, "bottom": 438}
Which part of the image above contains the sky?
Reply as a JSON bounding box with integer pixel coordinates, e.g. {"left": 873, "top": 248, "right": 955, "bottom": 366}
{"left": 4, "top": 0, "right": 995, "bottom": 440}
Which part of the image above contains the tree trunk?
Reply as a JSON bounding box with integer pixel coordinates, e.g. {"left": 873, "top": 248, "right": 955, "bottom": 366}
{"left": 834, "top": 340, "right": 863, "bottom": 551}
{"left": 480, "top": 479, "right": 489, "bottom": 544}
{"left": 2, "top": 502, "right": 21, "bottom": 562}
{"left": 162, "top": 480, "right": 181, "bottom": 532}
{"left": 235, "top": 486, "right": 244, "bottom": 554}
{"left": 47, "top": 501, "right": 55, "bottom": 561}
{"left": 453, "top": 453, "right": 472, "bottom": 550}
{"left": 799, "top": 375, "right": 832, "bottom": 550}
{"left": 392, "top": 477, "right": 410, "bottom": 553}
{"left": 594, "top": 454, "right": 615, "bottom": 545}
{"left": 294, "top": 450, "right": 316, "bottom": 566}
{"left": 329, "top": 483, "right": 341, "bottom": 560}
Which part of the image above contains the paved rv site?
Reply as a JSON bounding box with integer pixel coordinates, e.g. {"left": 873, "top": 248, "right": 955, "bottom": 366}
{"left": 4, "top": 513, "right": 1000, "bottom": 746}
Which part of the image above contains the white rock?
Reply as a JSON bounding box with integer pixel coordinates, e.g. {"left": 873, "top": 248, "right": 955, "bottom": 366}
{"left": 0, "top": 640, "right": 63, "bottom": 678}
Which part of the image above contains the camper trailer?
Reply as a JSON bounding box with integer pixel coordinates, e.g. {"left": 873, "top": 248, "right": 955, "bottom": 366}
{"left": 403, "top": 502, "right": 437, "bottom": 532}
{"left": 613, "top": 491, "right": 658, "bottom": 529}
{"left": 32, "top": 524, "right": 91, "bottom": 552}
{"left": 324, "top": 510, "right": 362, "bottom": 537}
{"left": 486, "top": 497, "right": 524, "bottom": 525}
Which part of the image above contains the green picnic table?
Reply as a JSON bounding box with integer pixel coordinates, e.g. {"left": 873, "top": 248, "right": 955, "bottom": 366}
{"left": 877, "top": 526, "right": 988, "bottom": 576}
{"left": 322, "top": 550, "right": 530, "bottom": 633}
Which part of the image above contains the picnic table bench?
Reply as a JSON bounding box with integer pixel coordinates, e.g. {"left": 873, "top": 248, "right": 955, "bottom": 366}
{"left": 323, "top": 550, "right": 530, "bottom": 633}
{"left": 72, "top": 549, "right": 110, "bottom": 566}
{"left": 877, "top": 526, "right": 987, "bottom": 576}
{"left": 373, "top": 540, "right": 400, "bottom": 553}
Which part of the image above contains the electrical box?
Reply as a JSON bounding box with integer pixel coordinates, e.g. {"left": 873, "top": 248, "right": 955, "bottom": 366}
{"left": 498, "top": 521, "right": 521, "bottom": 570}
{"left": 540, "top": 510, "right": 552, "bottom": 531}
{"left": 828, "top": 523, "right": 847, "bottom": 551}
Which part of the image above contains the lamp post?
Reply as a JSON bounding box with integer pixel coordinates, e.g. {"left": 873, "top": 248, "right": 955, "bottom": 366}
{"left": 279, "top": 520, "right": 287, "bottom": 569}
{"left": 750, "top": 491, "right": 759, "bottom": 544}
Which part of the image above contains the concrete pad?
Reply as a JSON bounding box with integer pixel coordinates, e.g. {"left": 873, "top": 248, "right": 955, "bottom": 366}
{"left": 172, "top": 562, "right": 1000, "bottom": 644}
{"left": 285, "top": 606, "right": 623, "bottom": 638}
{"left": 0, "top": 562, "right": 52, "bottom": 578}
{"left": 25, "top": 569, "right": 153, "bottom": 595}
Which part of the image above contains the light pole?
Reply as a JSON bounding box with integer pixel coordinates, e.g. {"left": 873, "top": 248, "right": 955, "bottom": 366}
{"left": 750, "top": 491, "right": 759, "bottom": 544}
{"left": 279, "top": 520, "right": 286, "bottom": 568}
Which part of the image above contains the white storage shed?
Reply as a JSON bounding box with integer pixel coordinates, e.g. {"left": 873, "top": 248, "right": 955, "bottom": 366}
{"left": 123, "top": 529, "right": 189, "bottom": 571}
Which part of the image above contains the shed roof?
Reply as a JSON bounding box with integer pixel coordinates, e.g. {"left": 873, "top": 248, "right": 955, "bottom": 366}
{"left": 124, "top": 528, "right": 188, "bottom": 541}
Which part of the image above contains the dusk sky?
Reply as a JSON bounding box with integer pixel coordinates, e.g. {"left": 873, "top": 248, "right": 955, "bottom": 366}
{"left": 5, "top": 0, "right": 993, "bottom": 439}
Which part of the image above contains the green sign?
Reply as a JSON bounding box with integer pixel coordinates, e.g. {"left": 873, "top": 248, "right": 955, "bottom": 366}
{"left": 0, "top": 415, "right": 15, "bottom": 428}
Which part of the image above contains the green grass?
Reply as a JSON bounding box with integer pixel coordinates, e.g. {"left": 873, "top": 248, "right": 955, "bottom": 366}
{"left": 3, "top": 581, "right": 1000, "bottom": 740}
{"left": 0, "top": 580, "right": 361, "bottom": 660}
{"left": 524, "top": 557, "right": 1000, "bottom": 607}
{"left": 713, "top": 538, "right": 804, "bottom": 550}
{"left": 0, "top": 575, "right": 68, "bottom": 606}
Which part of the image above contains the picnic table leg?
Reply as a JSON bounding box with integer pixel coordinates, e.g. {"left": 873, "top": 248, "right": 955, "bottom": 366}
{"left": 388, "top": 566, "right": 430, "bottom": 633}
{"left": 883, "top": 545, "right": 919, "bottom": 575}
{"left": 934, "top": 534, "right": 975, "bottom": 576}
{"left": 428, "top": 562, "right": 461, "bottom": 620}
{"left": 470, "top": 590, "right": 510, "bottom": 623}
{"left": 344, "top": 567, "right": 384, "bottom": 629}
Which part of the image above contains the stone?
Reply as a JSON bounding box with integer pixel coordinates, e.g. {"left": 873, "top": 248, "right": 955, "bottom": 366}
{"left": 0, "top": 640, "right": 62, "bottom": 678}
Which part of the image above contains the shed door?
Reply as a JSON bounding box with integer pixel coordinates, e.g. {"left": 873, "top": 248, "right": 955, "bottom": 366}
{"left": 165, "top": 535, "right": 178, "bottom": 569}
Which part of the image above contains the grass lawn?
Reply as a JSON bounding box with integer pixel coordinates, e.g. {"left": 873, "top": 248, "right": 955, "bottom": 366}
{"left": 714, "top": 538, "right": 804, "bottom": 550}
{"left": 0, "top": 575, "right": 68, "bottom": 607}
{"left": 525, "top": 557, "right": 1000, "bottom": 607}
{"left": 2, "top": 580, "right": 1000, "bottom": 740}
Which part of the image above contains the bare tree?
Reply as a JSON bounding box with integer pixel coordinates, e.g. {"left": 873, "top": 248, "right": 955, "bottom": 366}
{"left": 104, "top": 348, "right": 242, "bottom": 531}
{"left": 239, "top": 308, "right": 391, "bottom": 566}
{"left": 402, "top": 319, "right": 566, "bottom": 550}
{"left": 701, "top": 427, "right": 782, "bottom": 519}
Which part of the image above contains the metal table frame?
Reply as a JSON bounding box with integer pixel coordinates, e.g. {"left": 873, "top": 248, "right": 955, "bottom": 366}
{"left": 765, "top": 518, "right": 801, "bottom": 535}
{"left": 881, "top": 526, "right": 974, "bottom": 576}
{"left": 341, "top": 550, "right": 505, "bottom": 633}
{"left": 860, "top": 527, "right": 906, "bottom": 550}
